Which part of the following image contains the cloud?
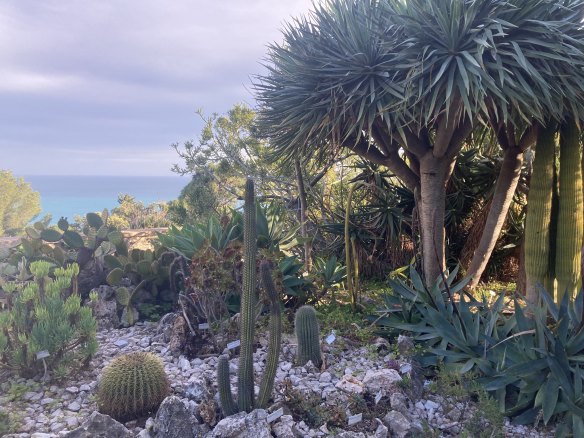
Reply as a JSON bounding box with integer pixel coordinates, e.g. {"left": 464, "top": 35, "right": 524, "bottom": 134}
{"left": 0, "top": 0, "right": 315, "bottom": 176}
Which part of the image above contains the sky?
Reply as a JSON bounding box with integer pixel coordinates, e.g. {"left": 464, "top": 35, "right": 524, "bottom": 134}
{"left": 0, "top": 0, "right": 314, "bottom": 176}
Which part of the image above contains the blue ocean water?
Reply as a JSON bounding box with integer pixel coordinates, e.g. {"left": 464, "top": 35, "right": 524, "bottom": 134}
{"left": 25, "top": 175, "right": 187, "bottom": 223}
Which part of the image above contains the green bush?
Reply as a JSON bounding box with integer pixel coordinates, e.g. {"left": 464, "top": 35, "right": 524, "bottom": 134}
{"left": 97, "top": 351, "right": 169, "bottom": 421}
{"left": 0, "top": 261, "right": 98, "bottom": 378}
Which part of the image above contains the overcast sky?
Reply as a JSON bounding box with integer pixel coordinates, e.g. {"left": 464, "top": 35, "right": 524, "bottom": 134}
{"left": 0, "top": 0, "right": 314, "bottom": 176}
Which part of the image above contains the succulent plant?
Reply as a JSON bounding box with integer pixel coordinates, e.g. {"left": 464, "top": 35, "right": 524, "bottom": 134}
{"left": 295, "top": 305, "right": 322, "bottom": 368}
{"left": 97, "top": 352, "right": 169, "bottom": 421}
{"left": 217, "top": 179, "right": 283, "bottom": 415}
{"left": 0, "top": 261, "right": 97, "bottom": 378}
{"left": 105, "top": 248, "right": 175, "bottom": 326}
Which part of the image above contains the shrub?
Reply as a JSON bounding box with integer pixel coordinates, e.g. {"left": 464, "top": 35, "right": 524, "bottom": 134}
{"left": 0, "top": 261, "right": 98, "bottom": 378}
{"left": 97, "top": 351, "right": 169, "bottom": 421}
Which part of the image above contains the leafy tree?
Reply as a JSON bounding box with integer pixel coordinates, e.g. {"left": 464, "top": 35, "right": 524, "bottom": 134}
{"left": 0, "top": 170, "right": 41, "bottom": 236}
{"left": 167, "top": 170, "right": 222, "bottom": 224}
{"left": 255, "top": 0, "right": 584, "bottom": 286}
{"left": 107, "top": 194, "right": 170, "bottom": 229}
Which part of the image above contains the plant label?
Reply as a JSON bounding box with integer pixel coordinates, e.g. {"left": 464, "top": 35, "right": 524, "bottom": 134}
{"left": 267, "top": 407, "right": 284, "bottom": 423}
{"left": 325, "top": 332, "right": 336, "bottom": 345}
{"left": 198, "top": 323, "right": 210, "bottom": 330}
{"left": 348, "top": 413, "right": 362, "bottom": 426}
{"left": 36, "top": 350, "right": 50, "bottom": 360}
{"left": 227, "top": 340, "right": 241, "bottom": 350}
{"left": 375, "top": 391, "right": 383, "bottom": 404}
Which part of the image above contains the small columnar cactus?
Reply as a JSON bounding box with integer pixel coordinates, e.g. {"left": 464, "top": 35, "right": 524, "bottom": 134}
{"left": 97, "top": 352, "right": 170, "bottom": 421}
{"left": 295, "top": 305, "right": 322, "bottom": 368}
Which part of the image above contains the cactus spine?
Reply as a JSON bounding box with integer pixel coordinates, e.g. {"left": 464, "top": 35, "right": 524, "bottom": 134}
{"left": 257, "top": 260, "right": 282, "bottom": 408}
{"left": 217, "top": 178, "right": 283, "bottom": 415}
{"left": 295, "top": 305, "right": 322, "bottom": 368}
{"left": 525, "top": 125, "right": 556, "bottom": 303}
{"left": 555, "top": 120, "right": 583, "bottom": 301}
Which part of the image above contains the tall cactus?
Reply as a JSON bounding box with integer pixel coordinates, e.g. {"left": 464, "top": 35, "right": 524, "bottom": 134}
{"left": 257, "top": 260, "right": 282, "bottom": 408}
{"left": 237, "top": 178, "right": 257, "bottom": 413}
{"left": 217, "top": 178, "right": 283, "bottom": 415}
{"left": 556, "top": 120, "right": 583, "bottom": 301}
{"left": 295, "top": 305, "right": 322, "bottom": 368}
{"left": 525, "top": 124, "right": 556, "bottom": 303}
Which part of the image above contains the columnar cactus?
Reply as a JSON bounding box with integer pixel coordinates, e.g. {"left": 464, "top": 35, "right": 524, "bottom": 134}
{"left": 525, "top": 125, "right": 556, "bottom": 302}
{"left": 295, "top": 305, "right": 322, "bottom": 368}
{"left": 257, "top": 260, "right": 282, "bottom": 408}
{"left": 217, "top": 178, "right": 283, "bottom": 415}
{"left": 556, "top": 119, "right": 583, "bottom": 301}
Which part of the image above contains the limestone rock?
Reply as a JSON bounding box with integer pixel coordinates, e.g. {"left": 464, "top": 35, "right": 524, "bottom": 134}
{"left": 383, "top": 411, "right": 411, "bottom": 438}
{"left": 335, "top": 374, "right": 364, "bottom": 394}
{"left": 208, "top": 409, "right": 271, "bottom": 438}
{"left": 153, "top": 396, "right": 197, "bottom": 438}
{"left": 63, "top": 411, "right": 132, "bottom": 438}
{"left": 362, "top": 369, "right": 402, "bottom": 394}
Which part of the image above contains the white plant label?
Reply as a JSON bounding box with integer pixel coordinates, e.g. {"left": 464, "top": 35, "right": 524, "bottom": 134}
{"left": 267, "top": 407, "right": 284, "bottom": 423}
{"left": 348, "top": 413, "right": 363, "bottom": 426}
{"left": 36, "top": 350, "right": 50, "bottom": 360}
{"left": 227, "top": 340, "right": 241, "bottom": 350}
{"left": 375, "top": 391, "right": 383, "bottom": 404}
{"left": 198, "top": 323, "right": 210, "bottom": 330}
{"left": 325, "top": 332, "right": 336, "bottom": 345}
{"left": 400, "top": 363, "right": 412, "bottom": 374}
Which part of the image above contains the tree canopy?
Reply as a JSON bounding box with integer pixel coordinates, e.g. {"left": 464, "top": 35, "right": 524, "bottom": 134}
{"left": 255, "top": 0, "right": 584, "bottom": 285}
{"left": 0, "top": 171, "right": 41, "bottom": 236}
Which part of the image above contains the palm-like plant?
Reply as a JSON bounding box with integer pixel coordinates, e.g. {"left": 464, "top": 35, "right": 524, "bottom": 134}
{"left": 255, "top": 0, "right": 584, "bottom": 287}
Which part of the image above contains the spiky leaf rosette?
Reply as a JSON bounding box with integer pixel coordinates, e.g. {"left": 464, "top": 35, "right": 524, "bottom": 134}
{"left": 97, "top": 352, "right": 169, "bottom": 421}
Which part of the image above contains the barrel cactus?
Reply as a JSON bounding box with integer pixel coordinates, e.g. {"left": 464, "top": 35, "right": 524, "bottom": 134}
{"left": 97, "top": 352, "right": 170, "bottom": 421}
{"left": 295, "top": 305, "right": 322, "bottom": 368}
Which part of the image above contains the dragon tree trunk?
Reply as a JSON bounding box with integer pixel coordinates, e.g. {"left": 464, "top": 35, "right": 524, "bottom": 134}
{"left": 467, "top": 147, "right": 524, "bottom": 288}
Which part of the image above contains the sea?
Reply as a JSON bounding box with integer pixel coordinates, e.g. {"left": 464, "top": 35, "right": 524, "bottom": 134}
{"left": 25, "top": 175, "right": 188, "bottom": 223}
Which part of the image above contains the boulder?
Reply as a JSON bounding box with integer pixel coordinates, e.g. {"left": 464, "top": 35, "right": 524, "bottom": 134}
{"left": 272, "top": 415, "right": 296, "bottom": 438}
{"left": 208, "top": 409, "right": 271, "bottom": 438}
{"left": 362, "top": 369, "right": 402, "bottom": 394}
{"left": 153, "top": 396, "right": 206, "bottom": 438}
{"left": 63, "top": 411, "right": 132, "bottom": 438}
{"left": 335, "top": 374, "right": 364, "bottom": 394}
{"left": 382, "top": 411, "right": 411, "bottom": 438}
{"left": 169, "top": 315, "right": 188, "bottom": 356}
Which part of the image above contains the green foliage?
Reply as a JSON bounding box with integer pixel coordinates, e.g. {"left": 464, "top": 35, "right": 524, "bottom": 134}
{"left": 167, "top": 170, "right": 221, "bottom": 224}
{"left": 318, "top": 303, "right": 374, "bottom": 344}
{"left": 2, "top": 211, "right": 128, "bottom": 289}
{"left": 105, "top": 248, "right": 176, "bottom": 326}
{"left": 171, "top": 104, "right": 298, "bottom": 207}
{"left": 0, "top": 261, "right": 98, "bottom": 378}
{"left": 217, "top": 179, "right": 283, "bottom": 415}
{"left": 97, "top": 351, "right": 169, "bottom": 421}
{"left": 107, "top": 194, "right": 170, "bottom": 230}
{"left": 295, "top": 305, "right": 322, "bottom": 368}
{"left": 0, "top": 170, "right": 41, "bottom": 237}
{"left": 375, "top": 268, "right": 584, "bottom": 435}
